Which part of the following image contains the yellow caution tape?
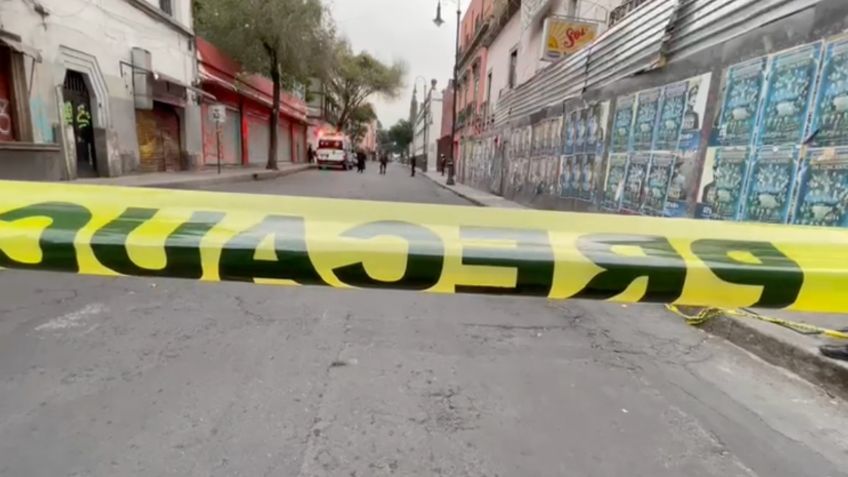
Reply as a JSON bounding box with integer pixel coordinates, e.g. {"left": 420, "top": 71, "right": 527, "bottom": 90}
{"left": 666, "top": 305, "right": 848, "bottom": 340}
{"left": 2, "top": 179, "right": 848, "bottom": 313}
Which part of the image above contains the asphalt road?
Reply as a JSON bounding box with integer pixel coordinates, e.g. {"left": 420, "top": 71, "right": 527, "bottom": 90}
{"left": 1, "top": 163, "right": 847, "bottom": 477}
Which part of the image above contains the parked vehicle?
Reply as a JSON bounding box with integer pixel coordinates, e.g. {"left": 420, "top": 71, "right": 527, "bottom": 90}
{"left": 316, "top": 136, "right": 351, "bottom": 170}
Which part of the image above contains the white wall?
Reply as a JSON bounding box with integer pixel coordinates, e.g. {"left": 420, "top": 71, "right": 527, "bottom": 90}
{"left": 487, "top": 11, "right": 521, "bottom": 114}
{"left": 427, "top": 95, "right": 444, "bottom": 165}
{"left": 413, "top": 89, "right": 444, "bottom": 163}
{"left": 0, "top": 0, "right": 198, "bottom": 176}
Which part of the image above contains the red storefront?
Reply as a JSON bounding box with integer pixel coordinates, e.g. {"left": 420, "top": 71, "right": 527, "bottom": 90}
{"left": 196, "top": 38, "right": 309, "bottom": 167}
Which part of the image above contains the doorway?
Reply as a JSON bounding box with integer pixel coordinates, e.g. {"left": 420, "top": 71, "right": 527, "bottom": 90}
{"left": 63, "top": 70, "right": 98, "bottom": 177}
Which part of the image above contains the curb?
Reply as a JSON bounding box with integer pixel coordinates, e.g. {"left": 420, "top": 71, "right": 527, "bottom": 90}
{"left": 149, "top": 165, "right": 314, "bottom": 189}
{"left": 419, "top": 173, "right": 486, "bottom": 206}
{"left": 697, "top": 312, "right": 848, "bottom": 402}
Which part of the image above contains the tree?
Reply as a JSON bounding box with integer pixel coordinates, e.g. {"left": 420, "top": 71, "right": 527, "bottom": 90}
{"left": 326, "top": 44, "right": 405, "bottom": 134}
{"left": 387, "top": 120, "right": 413, "bottom": 156}
{"left": 194, "top": 0, "right": 334, "bottom": 169}
{"left": 344, "top": 103, "right": 377, "bottom": 144}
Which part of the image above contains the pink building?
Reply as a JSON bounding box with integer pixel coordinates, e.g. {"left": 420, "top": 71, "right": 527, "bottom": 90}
{"left": 358, "top": 119, "right": 378, "bottom": 157}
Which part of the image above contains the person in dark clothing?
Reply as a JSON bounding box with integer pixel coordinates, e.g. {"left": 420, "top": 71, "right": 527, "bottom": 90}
{"left": 410, "top": 156, "right": 416, "bottom": 177}
{"left": 379, "top": 153, "right": 388, "bottom": 175}
{"left": 356, "top": 149, "right": 367, "bottom": 173}
{"left": 307, "top": 144, "right": 316, "bottom": 164}
{"left": 439, "top": 154, "right": 446, "bottom": 176}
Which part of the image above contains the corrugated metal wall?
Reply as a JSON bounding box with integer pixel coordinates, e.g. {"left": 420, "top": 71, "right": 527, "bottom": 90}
{"left": 493, "top": 0, "right": 823, "bottom": 128}
{"left": 667, "top": 0, "right": 820, "bottom": 61}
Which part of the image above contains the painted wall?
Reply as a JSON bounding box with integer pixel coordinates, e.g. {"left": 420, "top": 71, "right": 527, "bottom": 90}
{"left": 487, "top": 11, "right": 522, "bottom": 112}
{"left": 459, "top": 0, "right": 494, "bottom": 52}
{"left": 0, "top": 0, "right": 200, "bottom": 177}
{"left": 440, "top": 80, "right": 455, "bottom": 138}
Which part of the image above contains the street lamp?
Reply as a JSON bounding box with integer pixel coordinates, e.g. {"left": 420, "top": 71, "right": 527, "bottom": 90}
{"left": 434, "top": 0, "right": 461, "bottom": 186}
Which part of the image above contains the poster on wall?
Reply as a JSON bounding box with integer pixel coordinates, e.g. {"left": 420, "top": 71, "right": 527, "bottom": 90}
{"left": 510, "top": 156, "right": 529, "bottom": 197}
{"left": 643, "top": 152, "right": 674, "bottom": 215}
{"left": 758, "top": 42, "right": 823, "bottom": 146}
{"left": 586, "top": 103, "right": 608, "bottom": 155}
{"left": 602, "top": 154, "right": 629, "bottom": 210}
{"left": 793, "top": 147, "right": 848, "bottom": 227}
{"left": 632, "top": 88, "right": 661, "bottom": 151}
{"left": 703, "top": 148, "right": 751, "bottom": 220}
{"left": 564, "top": 111, "right": 576, "bottom": 155}
{"left": 622, "top": 153, "right": 651, "bottom": 211}
{"left": 665, "top": 153, "right": 695, "bottom": 217}
{"left": 549, "top": 155, "right": 563, "bottom": 196}
{"left": 809, "top": 38, "right": 848, "bottom": 148}
{"left": 574, "top": 109, "right": 588, "bottom": 154}
{"left": 742, "top": 146, "right": 800, "bottom": 223}
{"left": 611, "top": 95, "right": 636, "bottom": 153}
{"left": 655, "top": 81, "right": 688, "bottom": 151}
{"left": 529, "top": 157, "right": 544, "bottom": 196}
{"left": 577, "top": 153, "right": 599, "bottom": 202}
{"left": 560, "top": 155, "right": 577, "bottom": 198}
{"left": 552, "top": 116, "right": 563, "bottom": 153}
{"left": 714, "top": 57, "right": 768, "bottom": 147}
{"left": 669, "top": 73, "right": 712, "bottom": 217}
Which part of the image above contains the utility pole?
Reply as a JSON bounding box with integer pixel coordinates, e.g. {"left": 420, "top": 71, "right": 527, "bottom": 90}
{"left": 434, "top": 0, "right": 461, "bottom": 186}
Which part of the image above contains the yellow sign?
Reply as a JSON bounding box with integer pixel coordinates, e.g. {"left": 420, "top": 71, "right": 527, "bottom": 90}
{"left": 3, "top": 180, "right": 848, "bottom": 313}
{"left": 543, "top": 18, "right": 598, "bottom": 59}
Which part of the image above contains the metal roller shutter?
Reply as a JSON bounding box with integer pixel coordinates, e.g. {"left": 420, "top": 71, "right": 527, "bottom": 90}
{"left": 278, "top": 118, "right": 293, "bottom": 163}
{"left": 248, "top": 114, "right": 270, "bottom": 165}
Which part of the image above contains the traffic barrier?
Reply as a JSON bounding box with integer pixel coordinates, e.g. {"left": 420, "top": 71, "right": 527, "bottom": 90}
{"left": 1, "top": 180, "right": 847, "bottom": 313}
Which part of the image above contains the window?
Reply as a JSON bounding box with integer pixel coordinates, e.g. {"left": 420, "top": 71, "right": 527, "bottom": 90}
{"left": 472, "top": 66, "right": 480, "bottom": 106}
{"left": 508, "top": 49, "right": 518, "bottom": 89}
{"left": 318, "top": 139, "right": 344, "bottom": 150}
{"left": 485, "top": 69, "right": 493, "bottom": 119}
{"left": 159, "top": 0, "right": 173, "bottom": 16}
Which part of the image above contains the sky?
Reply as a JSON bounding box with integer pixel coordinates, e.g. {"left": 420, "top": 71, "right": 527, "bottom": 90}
{"left": 328, "top": 0, "right": 457, "bottom": 128}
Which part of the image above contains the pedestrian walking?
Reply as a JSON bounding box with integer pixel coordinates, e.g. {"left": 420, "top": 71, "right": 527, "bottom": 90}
{"left": 379, "top": 153, "right": 388, "bottom": 175}
{"left": 356, "top": 149, "right": 367, "bottom": 173}
{"left": 410, "top": 156, "right": 416, "bottom": 177}
{"left": 307, "top": 144, "right": 316, "bottom": 164}
{"left": 440, "top": 154, "right": 446, "bottom": 176}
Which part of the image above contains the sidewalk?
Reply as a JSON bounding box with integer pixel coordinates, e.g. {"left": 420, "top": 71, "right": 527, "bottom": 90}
{"left": 420, "top": 169, "right": 527, "bottom": 209}
{"left": 75, "top": 163, "right": 313, "bottom": 189}
{"left": 422, "top": 170, "right": 848, "bottom": 401}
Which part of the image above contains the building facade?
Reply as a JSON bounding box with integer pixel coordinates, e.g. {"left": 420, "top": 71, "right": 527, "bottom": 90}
{"left": 0, "top": 0, "right": 202, "bottom": 180}
{"left": 197, "top": 37, "right": 309, "bottom": 167}
{"left": 437, "top": 79, "right": 455, "bottom": 172}
{"left": 458, "top": 0, "right": 848, "bottom": 231}
{"left": 455, "top": 0, "right": 495, "bottom": 153}
{"left": 306, "top": 78, "right": 341, "bottom": 149}
{"left": 412, "top": 80, "right": 443, "bottom": 172}
{"left": 358, "top": 119, "right": 379, "bottom": 158}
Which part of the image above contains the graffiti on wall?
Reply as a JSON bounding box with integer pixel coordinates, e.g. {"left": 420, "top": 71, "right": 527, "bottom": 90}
{"left": 30, "top": 97, "right": 54, "bottom": 143}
